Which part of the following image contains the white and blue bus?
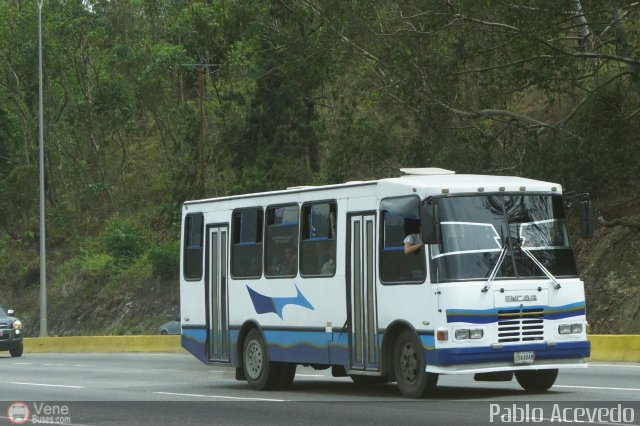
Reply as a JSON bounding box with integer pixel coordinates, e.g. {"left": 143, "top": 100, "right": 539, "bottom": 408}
{"left": 179, "top": 168, "right": 592, "bottom": 397}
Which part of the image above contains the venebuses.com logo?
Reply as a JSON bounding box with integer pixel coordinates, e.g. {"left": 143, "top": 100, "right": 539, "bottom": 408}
{"left": 6, "top": 402, "right": 72, "bottom": 425}
{"left": 7, "top": 402, "right": 30, "bottom": 425}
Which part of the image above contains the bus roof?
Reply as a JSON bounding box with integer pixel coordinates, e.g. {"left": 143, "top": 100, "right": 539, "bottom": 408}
{"left": 183, "top": 170, "right": 561, "bottom": 206}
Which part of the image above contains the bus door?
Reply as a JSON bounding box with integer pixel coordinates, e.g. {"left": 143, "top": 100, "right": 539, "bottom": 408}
{"left": 348, "top": 214, "right": 379, "bottom": 371}
{"left": 207, "top": 225, "right": 229, "bottom": 362}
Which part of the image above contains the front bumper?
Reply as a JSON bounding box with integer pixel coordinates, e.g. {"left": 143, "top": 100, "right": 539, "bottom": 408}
{"left": 0, "top": 329, "right": 23, "bottom": 350}
{"left": 425, "top": 340, "right": 590, "bottom": 373}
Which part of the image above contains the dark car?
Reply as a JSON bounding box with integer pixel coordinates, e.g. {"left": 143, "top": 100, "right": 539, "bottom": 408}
{"left": 158, "top": 318, "right": 181, "bottom": 335}
{"left": 0, "top": 306, "right": 23, "bottom": 357}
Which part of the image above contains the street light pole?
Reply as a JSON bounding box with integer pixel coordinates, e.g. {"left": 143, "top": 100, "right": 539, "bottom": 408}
{"left": 37, "top": 0, "right": 47, "bottom": 337}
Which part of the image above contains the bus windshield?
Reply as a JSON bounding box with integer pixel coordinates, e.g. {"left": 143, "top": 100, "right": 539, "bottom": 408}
{"left": 429, "top": 194, "right": 578, "bottom": 282}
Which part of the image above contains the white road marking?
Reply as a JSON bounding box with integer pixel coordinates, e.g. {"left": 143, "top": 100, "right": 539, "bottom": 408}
{"left": 11, "top": 362, "right": 32, "bottom": 365}
{"left": 11, "top": 381, "right": 85, "bottom": 389}
{"left": 555, "top": 384, "right": 640, "bottom": 392}
{"left": 589, "top": 363, "right": 640, "bottom": 369}
{"left": 72, "top": 364, "right": 90, "bottom": 367}
{"left": 43, "top": 363, "right": 66, "bottom": 366}
{"left": 153, "top": 391, "right": 286, "bottom": 402}
{"left": 295, "top": 374, "right": 327, "bottom": 377}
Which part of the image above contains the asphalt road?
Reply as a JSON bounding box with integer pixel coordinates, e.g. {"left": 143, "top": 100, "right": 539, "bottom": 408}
{"left": 1, "top": 353, "right": 639, "bottom": 425}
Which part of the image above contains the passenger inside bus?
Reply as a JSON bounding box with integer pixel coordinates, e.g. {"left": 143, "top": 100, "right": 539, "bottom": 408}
{"left": 268, "top": 245, "right": 298, "bottom": 276}
{"left": 403, "top": 221, "right": 424, "bottom": 255}
{"left": 283, "top": 246, "right": 297, "bottom": 275}
{"left": 319, "top": 244, "right": 335, "bottom": 275}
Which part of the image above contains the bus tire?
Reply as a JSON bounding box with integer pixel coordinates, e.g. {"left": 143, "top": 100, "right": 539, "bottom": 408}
{"left": 242, "top": 329, "right": 279, "bottom": 390}
{"left": 274, "top": 362, "right": 296, "bottom": 390}
{"left": 393, "top": 330, "right": 438, "bottom": 398}
{"left": 515, "top": 369, "right": 558, "bottom": 392}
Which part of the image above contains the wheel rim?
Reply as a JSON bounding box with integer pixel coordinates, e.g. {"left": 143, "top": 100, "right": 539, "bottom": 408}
{"left": 245, "top": 340, "right": 263, "bottom": 380}
{"left": 399, "top": 341, "right": 419, "bottom": 384}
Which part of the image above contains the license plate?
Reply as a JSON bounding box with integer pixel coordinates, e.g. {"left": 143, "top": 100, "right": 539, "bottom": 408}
{"left": 514, "top": 351, "right": 535, "bottom": 364}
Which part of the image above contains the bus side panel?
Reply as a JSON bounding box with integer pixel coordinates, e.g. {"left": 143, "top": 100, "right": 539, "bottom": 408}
{"left": 182, "top": 328, "right": 208, "bottom": 364}
{"left": 229, "top": 278, "right": 350, "bottom": 366}
{"left": 179, "top": 208, "right": 208, "bottom": 364}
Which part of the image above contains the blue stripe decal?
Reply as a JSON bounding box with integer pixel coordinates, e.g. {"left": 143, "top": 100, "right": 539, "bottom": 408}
{"left": 446, "top": 301, "right": 586, "bottom": 324}
{"left": 420, "top": 334, "right": 436, "bottom": 350}
{"left": 274, "top": 330, "right": 349, "bottom": 365}
{"left": 189, "top": 328, "right": 588, "bottom": 369}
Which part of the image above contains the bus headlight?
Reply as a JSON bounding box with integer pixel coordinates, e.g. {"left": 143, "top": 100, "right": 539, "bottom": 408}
{"left": 470, "top": 329, "right": 484, "bottom": 339}
{"left": 455, "top": 328, "right": 483, "bottom": 340}
{"left": 455, "top": 329, "right": 470, "bottom": 340}
{"left": 558, "top": 323, "right": 582, "bottom": 335}
{"left": 558, "top": 324, "right": 572, "bottom": 334}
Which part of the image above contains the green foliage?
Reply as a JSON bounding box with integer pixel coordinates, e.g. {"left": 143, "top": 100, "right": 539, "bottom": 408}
{"left": 146, "top": 240, "right": 180, "bottom": 279}
{"left": 103, "top": 218, "right": 148, "bottom": 264}
{"left": 56, "top": 253, "right": 116, "bottom": 287}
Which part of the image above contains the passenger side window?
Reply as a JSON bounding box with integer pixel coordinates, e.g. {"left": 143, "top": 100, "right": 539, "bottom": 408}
{"left": 265, "top": 205, "right": 299, "bottom": 277}
{"left": 183, "top": 213, "right": 204, "bottom": 280}
{"left": 379, "top": 196, "right": 426, "bottom": 284}
{"left": 231, "top": 208, "right": 263, "bottom": 278}
{"left": 300, "top": 202, "right": 337, "bottom": 277}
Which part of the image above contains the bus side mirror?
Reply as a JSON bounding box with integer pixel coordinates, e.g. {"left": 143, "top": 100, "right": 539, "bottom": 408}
{"left": 420, "top": 203, "right": 441, "bottom": 245}
{"left": 579, "top": 200, "right": 594, "bottom": 239}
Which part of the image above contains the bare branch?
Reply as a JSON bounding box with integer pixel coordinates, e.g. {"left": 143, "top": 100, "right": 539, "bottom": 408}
{"left": 597, "top": 216, "right": 640, "bottom": 230}
{"left": 449, "top": 10, "right": 640, "bottom": 66}
{"left": 453, "top": 55, "right": 553, "bottom": 75}
{"left": 624, "top": 106, "right": 640, "bottom": 120}
{"left": 451, "top": 13, "right": 519, "bottom": 32}
{"left": 435, "top": 99, "right": 584, "bottom": 140}
{"left": 565, "top": 51, "right": 640, "bottom": 66}
{"left": 558, "top": 71, "right": 634, "bottom": 126}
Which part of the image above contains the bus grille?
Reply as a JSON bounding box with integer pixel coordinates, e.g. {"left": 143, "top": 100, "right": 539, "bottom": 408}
{"left": 497, "top": 308, "right": 544, "bottom": 343}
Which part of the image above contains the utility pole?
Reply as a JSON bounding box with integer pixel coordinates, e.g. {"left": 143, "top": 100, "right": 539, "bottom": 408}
{"left": 37, "top": 0, "right": 47, "bottom": 337}
{"left": 181, "top": 63, "right": 218, "bottom": 196}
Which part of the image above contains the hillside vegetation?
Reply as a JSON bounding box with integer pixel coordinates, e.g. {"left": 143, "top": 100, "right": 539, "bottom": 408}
{"left": 0, "top": 1, "right": 638, "bottom": 335}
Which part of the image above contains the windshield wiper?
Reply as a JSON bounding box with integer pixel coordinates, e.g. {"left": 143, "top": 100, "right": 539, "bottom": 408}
{"left": 481, "top": 245, "right": 508, "bottom": 293}
{"left": 520, "top": 244, "right": 562, "bottom": 289}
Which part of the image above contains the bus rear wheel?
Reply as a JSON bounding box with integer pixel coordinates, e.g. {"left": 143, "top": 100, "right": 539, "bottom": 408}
{"left": 515, "top": 369, "right": 558, "bottom": 392}
{"left": 242, "top": 329, "right": 280, "bottom": 390}
{"left": 393, "top": 330, "right": 438, "bottom": 398}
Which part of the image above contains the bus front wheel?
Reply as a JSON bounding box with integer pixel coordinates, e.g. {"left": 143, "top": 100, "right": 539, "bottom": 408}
{"left": 242, "top": 329, "right": 280, "bottom": 390}
{"left": 393, "top": 330, "right": 438, "bottom": 398}
{"left": 515, "top": 369, "right": 558, "bottom": 392}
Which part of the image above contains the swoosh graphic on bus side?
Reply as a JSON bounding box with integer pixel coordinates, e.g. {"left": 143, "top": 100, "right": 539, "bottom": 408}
{"left": 246, "top": 285, "right": 314, "bottom": 319}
